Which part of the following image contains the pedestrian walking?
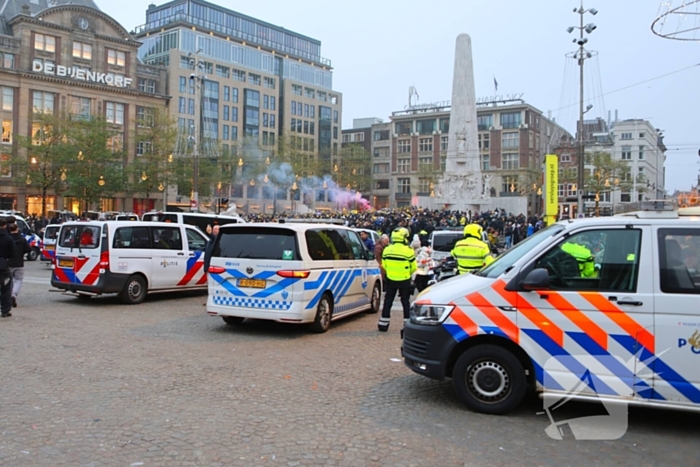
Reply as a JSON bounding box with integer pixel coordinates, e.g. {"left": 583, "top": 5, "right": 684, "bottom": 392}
{"left": 0, "top": 218, "right": 17, "bottom": 317}
{"left": 378, "top": 228, "right": 416, "bottom": 333}
{"left": 7, "top": 223, "right": 29, "bottom": 308}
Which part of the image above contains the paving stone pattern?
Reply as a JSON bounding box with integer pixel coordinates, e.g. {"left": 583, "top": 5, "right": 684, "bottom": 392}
{"left": 0, "top": 262, "right": 697, "bottom": 466}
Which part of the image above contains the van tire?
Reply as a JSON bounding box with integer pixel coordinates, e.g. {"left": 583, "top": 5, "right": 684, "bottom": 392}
{"left": 452, "top": 345, "right": 526, "bottom": 414}
{"left": 367, "top": 282, "right": 381, "bottom": 314}
{"left": 310, "top": 293, "right": 332, "bottom": 333}
{"left": 119, "top": 275, "right": 147, "bottom": 305}
{"left": 27, "top": 248, "right": 39, "bottom": 261}
{"left": 222, "top": 316, "right": 244, "bottom": 326}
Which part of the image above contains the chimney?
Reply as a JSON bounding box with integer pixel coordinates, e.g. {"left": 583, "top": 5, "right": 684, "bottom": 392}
{"left": 607, "top": 110, "right": 611, "bottom": 128}
{"left": 615, "top": 110, "right": 618, "bottom": 122}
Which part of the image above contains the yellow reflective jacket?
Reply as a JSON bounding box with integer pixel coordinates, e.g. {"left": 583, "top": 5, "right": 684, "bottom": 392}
{"left": 451, "top": 237, "right": 493, "bottom": 273}
{"left": 561, "top": 242, "right": 597, "bottom": 278}
{"left": 382, "top": 242, "right": 417, "bottom": 281}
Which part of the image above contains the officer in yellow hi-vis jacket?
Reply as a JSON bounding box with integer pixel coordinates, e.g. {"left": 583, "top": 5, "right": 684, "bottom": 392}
{"left": 451, "top": 224, "right": 494, "bottom": 274}
{"left": 561, "top": 241, "right": 598, "bottom": 278}
{"left": 378, "top": 228, "right": 416, "bottom": 332}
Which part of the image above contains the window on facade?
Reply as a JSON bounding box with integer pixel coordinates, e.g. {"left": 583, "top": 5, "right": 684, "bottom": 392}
{"left": 500, "top": 112, "right": 521, "bottom": 129}
{"left": 105, "top": 102, "right": 125, "bottom": 125}
{"left": 1, "top": 120, "right": 11, "bottom": 144}
{"left": 639, "top": 146, "right": 645, "bottom": 160}
{"left": 70, "top": 97, "right": 91, "bottom": 119}
{"left": 72, "top": 42, "right": 92, "bottom": 59}
{"left": 416, "top": 119, "right": 435, "bottom": 135}
{"left": 291, "top": 84, "right": 302, "bottom": 96}
{"left": 107, "top": 133, "right": 124, "bottom": 152}
{"left": 502, "top": 153, "right": 519, "bottom": 170}
{"left": 232, "top": 88, "right": 239, "bottom": 103}
{"left": 398, "top": 158, "right": 411, "bottom": 173}
{"left": 374, "top": 147, "right": 389, "bottom": 158}
{"left": 482, "top": 154, "right": 490, "bottom": 171}
{"left": 529, "top": 131, "right": 534, "bottom": 149}
{"left": 419, "top": 138, "right": 433, "bottom": 153}
{"left": 374, "top": 130, "right": 390, "bottom": 141}
{"left": 178, "top": 97, "right": 186, "bottom": 114}
{"left": 418, "top": 157, "right": 432, "bottom": 172}
{"left": 560, "top": 154, "right": 571, "bottom": 162}
{"left": 136, "top": 141, "right": 152, "bottom": 156}
{"left": 440, "top": 136, "right": 449, "bottom": 151}
{"left": 0, "top": 149, "right": 10, "bottom": 177}
{"left": 179, "top": 76, "right": 187, "bottom": 93}
{"left": 477, "top": 114, "right": 493, "bottom": 131}
{"left": 373, "top": 163, "right": 390, "bottom": 174}
{"left": 396, "top": 122, "right": 412, "bottom": 136}
{"left": 222, "top": 86, "right": 230, "bottom": 102}
{"left": 222, "top": 125, "right": 229, "bottom": 140}
{"left": 620, "top": 132, "right": 632, "bottom": 140}
{"left": 317, "top": 91, "right": 327, "bottom": 102}
{"left": 222, "top": 106, "right": 229, "bottom": 121}
{"left": 32, "top": 91, "right": 54, "bottom": 114}
{"left": 248, "top": 73, "right": 261, "bottom": 86}
{"left": 417, "top": 178, "right": 430, "bottom": 194}
{"left": 34, "top": 34, "right": 56, "bottom": 53}
{"left": 137, "top": 106, "right": 155, "bottom": 127}
{"left": 398, "top": 178, "right": 411, "bottom": 193}
{"left": 107, "top": 49, "right": 126, "bottom": 67}
{"left": 502, "top": 132, "right": 519, "bottom": 149}
{"left": 621, "top": 146, "right": 632, "bottom": 160}
{"left": 375, "top": 180, "right": 389, "bottom": 190}
{"left": 439, "top": 118, "right": 449, "bottom": 134}
{"left": 478, "top": 133, "right": 490, "bottom": 150}
{"left": 246, "top": 89, "right": 260, "bottom": 107}
{"left": 231, "top": 126, "right": 238, "bottom": 141}
{"left": 1, "top": 87, "right": 13, "bottom": 111}
{"left": 270, "top": 114, "right": 275, "bottom": 129}
{"left": 263, "top": 77, "right": 275, "bottom": 89}
{"left": 215, "top": 64, "right": 229, "bottom": 78}
{"left": 398, "top": 139, "right": 411, "bottom": 154}
{"left": 232, "top": 69, "right": 246, "bottom": 82}
{"left": 502, "top": 176, "right": 519, "bottom": 193}
{"left": 0, "top": 52, "right": 15, "bottom": 69}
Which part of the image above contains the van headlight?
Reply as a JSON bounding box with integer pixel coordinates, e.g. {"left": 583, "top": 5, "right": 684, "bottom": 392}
{"left": 410, "top": 304, "right": 454, "bottom": 325}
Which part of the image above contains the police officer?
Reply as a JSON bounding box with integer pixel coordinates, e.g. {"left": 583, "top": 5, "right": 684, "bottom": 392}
{"left": 451, "top": 224, "right": 494, "bottom": 274}
{"left": 561, "top": 240, "right": 597, "bottom": 278}
{"left": 378, "top": 228, "right": 416, "bottom": 332}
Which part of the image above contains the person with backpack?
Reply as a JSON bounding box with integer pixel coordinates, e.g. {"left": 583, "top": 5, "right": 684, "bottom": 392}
{"left": 7, "top": 223, "right": 29, "bottom": 309}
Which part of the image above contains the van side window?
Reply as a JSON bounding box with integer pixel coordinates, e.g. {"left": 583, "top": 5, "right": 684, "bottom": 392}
{"left": 533, "top": 229, "right": 641, "bottom": 292}
{"left": 183, "top": 215, "right": 209, "bottom": 233}
{"left": 658, "top": 228, "right": 700, "bottom": 294}
{"left": 342, "top": 230, "right": 367, "bottom": 260}
{"left": 152, "top": 227, "right": 183, "bottom": 250}
{"left": 113, "top": 227, "right": 151, "bottom": 249}
{"left": 321, "top": 229, "right": 353, "bottom": 261}
{"left": 305, "top": 229, "right": 335, "bottom": 260}
{"left": 186, "top": 228, "right": 208, "bottom": 251}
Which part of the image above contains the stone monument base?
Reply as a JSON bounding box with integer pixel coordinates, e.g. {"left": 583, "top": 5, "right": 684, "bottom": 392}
{"left": 416, "top": 196, "right": 528, "bottom": 215}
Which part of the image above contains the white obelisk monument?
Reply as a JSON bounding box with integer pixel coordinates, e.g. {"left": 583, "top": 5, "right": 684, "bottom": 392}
{"left": 440, "top": 33, "right": 486, "bottom": 212}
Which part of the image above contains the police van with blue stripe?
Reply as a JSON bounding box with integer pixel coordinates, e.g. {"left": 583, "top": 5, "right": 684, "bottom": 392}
{"left": 206, "top": 220, "right": 382, "bottom": 332}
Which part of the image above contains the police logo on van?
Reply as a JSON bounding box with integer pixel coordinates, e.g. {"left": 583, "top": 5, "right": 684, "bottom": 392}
{"left": 161, "top": 260, "right": 178, "bottom": 268}
{"left": 246, "top": 267, "right": 254, "bottom": 274}
{"left": 678, "top": 330, "right": 700, "bottom": 354}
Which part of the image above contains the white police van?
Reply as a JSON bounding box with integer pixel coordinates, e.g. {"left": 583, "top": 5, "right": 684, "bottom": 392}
{"left": 51, "top": 220, "right": 210, "bottom": 304}
{"left": 206, "top": 221, "right": 382, "bottom": 332}
{"left": 403, "top": 201, "right": 700, "bottom": 414}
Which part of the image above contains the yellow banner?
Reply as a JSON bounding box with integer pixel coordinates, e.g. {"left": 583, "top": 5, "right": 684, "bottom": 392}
{"left": 545, "top": 154, "right": 558, "bottom": 223}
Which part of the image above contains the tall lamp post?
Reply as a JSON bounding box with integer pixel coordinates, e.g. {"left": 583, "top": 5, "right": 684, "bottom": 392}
{"left": 568, "top": 2, "right": 597, "bottom": 217}
{"left": 188, "top": 49, "right": 205, "bottom": 212}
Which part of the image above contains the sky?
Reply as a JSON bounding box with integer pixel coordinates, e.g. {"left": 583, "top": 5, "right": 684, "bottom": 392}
{"left": 107, "top": 0, "right": 700, "bottom": 193}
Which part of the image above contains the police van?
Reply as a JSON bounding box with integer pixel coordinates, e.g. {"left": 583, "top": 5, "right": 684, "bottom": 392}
{"left": 403, "top": 201, "right": 700, "bottom": 414}
{"left": 51, "top": 220, "right": 210, "bottom": 304}
{"left": 0, "top": 214, "right": 42, "bottom": 261}
{"left": 143, "top": 211, "right": 245, "bottom": 234}
{"left": 206, "top": 221, "right": 382, "bottom": 333}
{"left": 40, "top": 224, "right": 60, "bottom": 264}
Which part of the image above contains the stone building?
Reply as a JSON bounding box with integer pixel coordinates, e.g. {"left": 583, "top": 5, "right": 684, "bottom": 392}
{"left": 0, "top": 0, "right": 169, "bottom": 215}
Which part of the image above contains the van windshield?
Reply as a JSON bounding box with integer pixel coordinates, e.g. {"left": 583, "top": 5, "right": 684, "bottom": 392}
{"left": 432, "top": 232, "right": 463, "bottom": 252}
{"left": 214, "top": 227, "right": 299, "bottom": 260}
{"left": 474, "top": 224, "right": 565, "bottom": 279}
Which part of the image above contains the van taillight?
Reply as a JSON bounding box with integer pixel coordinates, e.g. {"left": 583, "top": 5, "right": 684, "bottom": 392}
{"left": 208, "top": 266, "right": 226, "bottom": 274}
{"left": 277, "top": 270, "right": 310, "bottom": 279}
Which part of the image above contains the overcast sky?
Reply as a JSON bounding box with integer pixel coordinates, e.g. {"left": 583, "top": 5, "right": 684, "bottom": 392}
{"left": 109, "top": 0, "right": 700, "bottom": 193}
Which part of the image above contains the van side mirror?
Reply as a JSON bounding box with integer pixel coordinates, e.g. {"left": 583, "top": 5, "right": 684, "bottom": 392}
{"left": 520, "top": 268, "right": 551, "bottom": 291}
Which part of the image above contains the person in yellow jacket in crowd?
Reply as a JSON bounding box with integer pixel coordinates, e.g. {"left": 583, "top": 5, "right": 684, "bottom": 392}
{"left": 451, "top": 224, "right": 494, "bottom": 274}
{"left": 561, "top": 240, "right": 598, "bottom": 278}
{"left": 378, "top": 227, "right": 416, "bottom": 332}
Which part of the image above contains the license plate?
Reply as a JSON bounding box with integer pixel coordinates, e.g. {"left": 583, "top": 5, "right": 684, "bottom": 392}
{"left": 237, "top": 278, "right": 266, "bottom": 288}
{"left": 45, "top": 245, "right": 55, "bottom": 251}
{"left": 58, "top": 259, "right": 74, "bottom": 268}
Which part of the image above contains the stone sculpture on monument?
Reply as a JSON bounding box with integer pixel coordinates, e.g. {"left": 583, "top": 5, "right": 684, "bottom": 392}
{"left": 439, "top": 33, "right": 485, "bottom": 212}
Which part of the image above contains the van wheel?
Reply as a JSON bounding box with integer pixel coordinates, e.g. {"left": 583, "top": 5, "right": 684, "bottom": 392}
{"left": 310, "top": 293, "right": 332, "bottom": 333}
{"left": 119, "top": 275, "right": 147, "bottom": 305}
{"left": 367, "top": 282, "right": 381, "bottom": 314}
{"left": 452, "top": 345, "right": 526, "bottom": 414}
{"left": 27, "top": 248, "right": 39, "bottom": 261}
{"left": 222, "top": 316, "right": 244, "bottom": 326}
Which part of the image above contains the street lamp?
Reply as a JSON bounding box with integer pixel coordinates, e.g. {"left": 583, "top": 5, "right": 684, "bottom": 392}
{"left": 568, "top": 1, "right": 597, "bottom": 217}
{"left": 98, "top": 175, "right": 105, "bottom": 186}
{"left": 188, "top": 48, "right": 205, "bottom": 212}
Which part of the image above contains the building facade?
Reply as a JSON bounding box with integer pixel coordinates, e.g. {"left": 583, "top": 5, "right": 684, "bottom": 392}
{"left": 359, "top": 100, "right": 570, "bottom": 213}
{"left": 134, "top": 0, "right": 343, "bottom": 213}
{"left": 0, "top": 0, "right": 169, "bottom": 215}
{"left": 554, "top": 117, "right": 666, "bottom": 217}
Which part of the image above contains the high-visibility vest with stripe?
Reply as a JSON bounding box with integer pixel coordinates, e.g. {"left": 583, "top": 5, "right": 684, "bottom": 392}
{"left": 382, "top": 243, "right": 416, "bottom": 281}
{"left": 561, "top": 242, "right": 597, "bottom": 278}
{"left": 451, "top": 237, "right": 491, "bottom": 273}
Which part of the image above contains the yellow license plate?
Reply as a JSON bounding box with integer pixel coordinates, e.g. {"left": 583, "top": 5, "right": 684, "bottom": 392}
{"left": 237, "top": 278, "right": 266, "bottom": 289}
{"left": 45, "top": 245, "right": 55, "bottom": 251}
{"left": 58, "top": 259, "right": 74, "bottom": 268}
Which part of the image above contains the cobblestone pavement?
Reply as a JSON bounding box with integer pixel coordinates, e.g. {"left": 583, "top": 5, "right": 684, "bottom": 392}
{"left": 0, "top": 261, "right": 697, "bottom": 466}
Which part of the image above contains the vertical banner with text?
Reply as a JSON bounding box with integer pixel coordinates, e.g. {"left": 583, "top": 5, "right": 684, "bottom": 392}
{"left": 545, "top": 154, "right": 558, "bottom": 225}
